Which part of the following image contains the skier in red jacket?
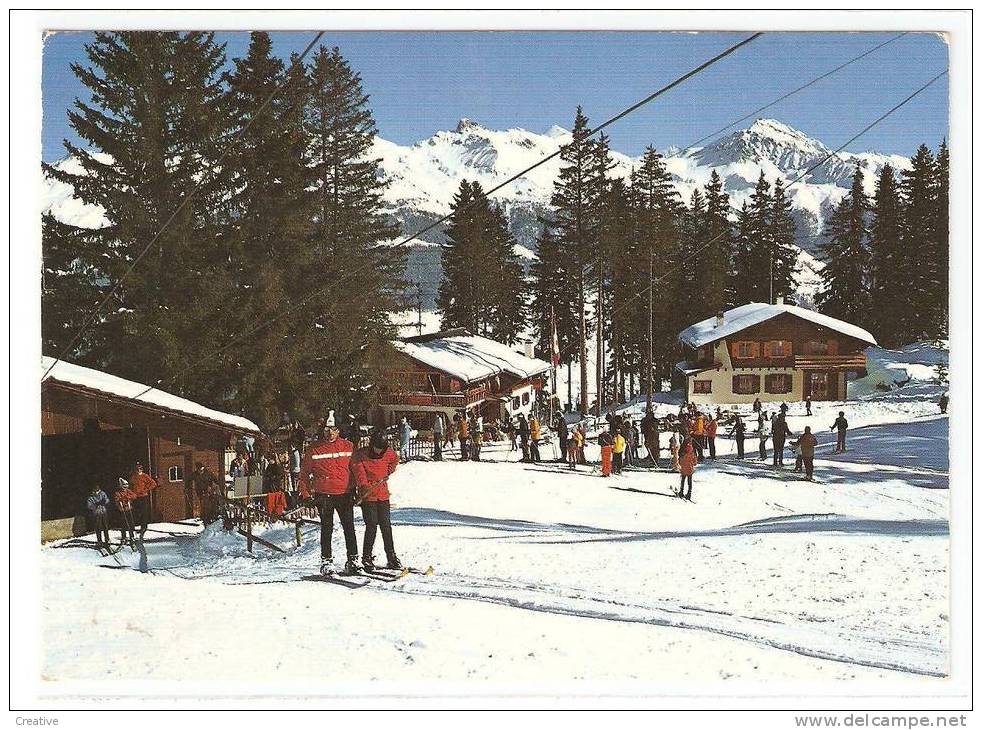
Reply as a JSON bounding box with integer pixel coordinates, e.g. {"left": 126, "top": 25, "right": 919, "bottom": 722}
{"left": 299, "top": 419, "right": 359, "bottom": 575}
{"left": 352, "top": 430, "right": 402, "bottom": 571}
{"left": 127, "top": 462, "right": 158, "bottom": 536}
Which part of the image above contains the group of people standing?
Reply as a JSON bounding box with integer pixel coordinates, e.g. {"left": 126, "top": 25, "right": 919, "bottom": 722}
{"left": 84, "top": 461, "right": 159, "bottom": 551}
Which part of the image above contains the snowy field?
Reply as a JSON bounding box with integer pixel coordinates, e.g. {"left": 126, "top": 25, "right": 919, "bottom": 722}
{"left": 41, "top": 346, "right": 950, "bottom": 689}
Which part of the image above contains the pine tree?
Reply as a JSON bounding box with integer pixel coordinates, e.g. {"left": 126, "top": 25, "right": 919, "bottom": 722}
{"left": 531, "top": 221, "right": 578, "bottom": 407}
{"left": 437, "top": 181, "right": 525, "bottom": 342}
{"left": 41, "top": 211, "right": 104, "bottom": 357}
{"left": 550, "top": 107, "right": 599, "bottom": 413}
{"left": 932, "top": 141, "right": 949, "bottom": 336}
{"left": 868, "top": 164, "right": 904, "bottom": 346}
{"left": 220, "top": 32, "right": 314, "bottom": 427}
{"left": 768, "top": 178, "right": 800, "bottom": 302}
{"left": 682, "top": 187, "right": 707, "bottom": 320}
{"left": 701, "top": 170, "right": 736, "bottom": 315}
{"left": 628, "top": 146, "right": 684, "bottom": 391}
{"left": 817, "top": 168, "right": 870, "bottom": 325}
{"left": 598, "top": 176, "right": 631, "bottom": 405}
{"left": 42, "top": 31, "right": 232, "bottom": 401}
{"left": 732, "top": 173, "right": 772, "bottom": 304}
{"left": 301, "top": 45, "right": 406, "bottom": 423}
{"left": 898, "top": 144, "right": 937, "bottom": 342}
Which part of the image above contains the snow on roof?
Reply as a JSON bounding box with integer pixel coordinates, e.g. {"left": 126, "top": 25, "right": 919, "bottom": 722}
{"left": 679, "top": 302, "right": 878, "bottom": 348}
{"left": 41, "top": 357, "right": 261, "bottom": 434}
{"left": 391, "top": 332, "right": 551, "bottom": 383}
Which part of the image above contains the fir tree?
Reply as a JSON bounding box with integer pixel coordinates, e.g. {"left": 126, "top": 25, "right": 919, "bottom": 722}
{"left": 220, "top": 32, "right": 314, "bottom": 426}
{"left": 701, "top": 170, "right": 736, "bottom": 315}
{"left": 868, "top": 164, "right": 904, "bottom": 346}
{"left": 898, "top": 144, "right": 937, "bottom": 341}
{"left": 628, "top": 146, "right": 684, "bottom": 390}
{"left": 42, "top": 31, "right": 232, "bottom": 402}
{"left": 437, "top": 181, "right": 524, "bottom": 343}
{"left": 932, "top": 141, "right": 949, "bottom": 336}
{"left": 817, "top": 168, "right": 871, "bottom": 325}
{"left": 301, "top": 45, "right": 406, "bottom": 423}
{"left": 550, "top": 107, "right": 599, "bottom": 413}
{"left": 531, "top": 221, "right": 578, "bottom": 407}
{"left": 732, "top": 173, "right": 772, "bottom": 304}
{"left": 768, "top": 178, "right": 800, "bottom": 302}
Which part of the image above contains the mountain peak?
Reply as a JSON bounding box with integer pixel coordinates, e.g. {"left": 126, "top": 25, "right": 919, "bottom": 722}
{"left": 544, "top": 124, "right": 571, "bottom": 139}
{"left": 455, "top": 117, "right": 482, "bottom": 133}
{"left": 744, "top": 118, "right": 827, "bottom": 151}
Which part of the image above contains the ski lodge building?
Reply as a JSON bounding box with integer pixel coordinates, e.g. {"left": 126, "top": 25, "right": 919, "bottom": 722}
{"left": 676, "top": 301, "right": 877, "bottom": 405}
{"left": 369, "top": 329, "right": 551, "bottom": 430}
{"left": 41, "top": 357, "right": 261, "bottom": 540}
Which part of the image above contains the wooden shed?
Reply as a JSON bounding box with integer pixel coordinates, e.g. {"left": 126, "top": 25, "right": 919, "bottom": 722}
{"left": 41, "top": 357, "right": 261, "bottom": 540}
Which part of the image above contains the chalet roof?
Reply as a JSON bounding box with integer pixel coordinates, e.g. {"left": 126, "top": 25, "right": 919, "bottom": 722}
{"left": 41, "top": 356, "right": 261, "bottom": 434}
{"left": 390, "top": 331, "right": 551, "bottom": 384}
{"left": 678, "top": 303, "right": 878, "bottom": 349}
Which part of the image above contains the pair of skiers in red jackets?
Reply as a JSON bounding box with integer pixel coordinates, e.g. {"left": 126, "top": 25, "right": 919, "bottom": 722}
{"left": 299, "top": 427, "right": 401, "bottom": 575}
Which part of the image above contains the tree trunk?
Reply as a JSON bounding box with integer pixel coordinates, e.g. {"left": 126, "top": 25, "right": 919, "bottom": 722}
{"left": 579, "top": 277, "right": 588, "bottom": 415}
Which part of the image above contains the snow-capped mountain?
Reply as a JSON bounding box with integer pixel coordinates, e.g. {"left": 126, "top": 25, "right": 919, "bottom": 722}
{"left": 41, "top": 117, "right": 910, "bottom": 308}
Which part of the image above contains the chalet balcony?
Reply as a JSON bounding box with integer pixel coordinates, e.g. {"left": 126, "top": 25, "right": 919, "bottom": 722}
{"left": 793, "top": 353, "right": 867, "bottom": 371}
{"left": 379, "top": 386, "right": 488, "bottom": 408}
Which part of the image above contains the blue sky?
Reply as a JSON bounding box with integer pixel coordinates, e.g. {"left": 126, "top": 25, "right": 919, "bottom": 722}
{"left": 41, "top": 30, "right": 948, "bottom": 162}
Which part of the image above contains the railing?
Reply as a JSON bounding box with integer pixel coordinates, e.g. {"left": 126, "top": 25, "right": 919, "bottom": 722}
{"left": 793, "top": 353, "right": 866, "bottom": 370}
{"left": 379, "top": 385, "right": 488, "bottom": 408}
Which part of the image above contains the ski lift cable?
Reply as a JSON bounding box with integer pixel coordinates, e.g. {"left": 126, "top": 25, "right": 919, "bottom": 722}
{"left": 126, "top": 32, "right": 765, "bottom": 400}
{"left": 681, "top": 32, "right": 909, "bottom": 153}
{"left": 557, "top": 69, "right": 948, "bottom": 366}
{"left": 42, "top": 30, "right": 327, "bottom": 382}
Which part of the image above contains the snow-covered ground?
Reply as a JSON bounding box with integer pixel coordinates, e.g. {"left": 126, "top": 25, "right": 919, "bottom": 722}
{"left": 43, "top": 368, "right": 949, "bottom": 687}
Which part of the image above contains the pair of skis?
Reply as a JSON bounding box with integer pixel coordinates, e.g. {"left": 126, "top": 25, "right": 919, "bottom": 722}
{"left": 306, "top": 564, "right": 434, "bottom": 588}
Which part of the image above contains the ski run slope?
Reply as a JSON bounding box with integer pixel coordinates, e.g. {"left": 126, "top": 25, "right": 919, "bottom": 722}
{"left": 43, "top": 359, "right": 948, "bottom": 689}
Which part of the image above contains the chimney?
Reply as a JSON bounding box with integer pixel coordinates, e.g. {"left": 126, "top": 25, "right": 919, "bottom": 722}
{"left": 714, "top": 311, "right": 724, "bottom": 329}
{"left": 524, "top": 342, "right": 535, "bottom": 358}
{"left": 775, "top": 295, "right": 784, "bottom": 305}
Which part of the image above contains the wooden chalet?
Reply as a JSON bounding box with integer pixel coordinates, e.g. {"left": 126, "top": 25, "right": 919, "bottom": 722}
{"left": 41, "top": 356, "right": 261, "bottom": 540}
{"left": 369, "top": 329, "right": 551, "bottom": 430}
{"left": 676, "top": 301, "right": 877, "bottom": 405}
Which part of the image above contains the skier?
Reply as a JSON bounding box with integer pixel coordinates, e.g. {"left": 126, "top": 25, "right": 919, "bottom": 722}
{"left": 612, "top": 428, "right": 626, "bottom": 474}
{"left": 641, "top": 408, "right": 660, "bottom": 466}
{"left": 799, "top": 426, "right": 818, "bottom": 480}
{"left": 432, "top": 413, "right": 444, "bottom": 461}
{"left": 599, "top": 428, "right": 613, "bottom": 477}
{"left": 830, "top": 411, "right": 849, "bottom": 453}
{"left": 772, "top": 413, "right": 788, "bottom": 467}
{"left": 289, "top": 444, "right": 302, "bottom": 496}
{"left": 298, "top": 421, "right": 360, "bottom": 576}
{"left": 669, "top": 431, "right": 680, "bottom": 472}
{"left": 504, "top": 417, "right": 517, "bottom": 452}
{"left": 730, "top": 415, "right": 746, "bottom": 459}
{"left": 752, "top": 397, "right": 762, "bottom": 414}
{"left": 938, "top": 393, "right": 949, "bottom": 414}
{"left": 114, "top": 480, "right": 136, "bottom": 547}
{"left": 228, "top": 452, "right": 248, "bottom": 479}
{"left": 677, "top": 438, "right": 697, "bottom": 501}
{"left": 555, "top": 416, "right": 569, "bottom": 463}
{"left": 529, "top": 415, "right": 541, "bottom": 463}
{"left": 470, "top": 412, "right": 483, "bottom": 461}
{"left": 805, "top": 397, "right": 812, "bottom": 416}
{"left": 189, "top": 462, "right": 222, "bottom": 526}
{"left": 630, "top": 421, "right": 642, "bottom": 464}
{"left": 458, "top": 412, "right": 470, "bottom": 461}
{"left": 706, "top": 415, "right": 718, "bottom": 460}
{"left": 517, "top": 413, "right": 531, "bottom": 462}
{"left": 399, "top": 417, "right": 412, "bottom": 461}
{"left": 128, "top": 462, "right": 158, "bottom": 535}
{"left": 352, "top": 430, "right": 402, "bottom": 571}
{"left": 86, "top": 485, "right": 111, "bottom": 550}
{"left": 691, "top": 412, "right": 705, "bottom": 461}
{"left": 758, "top": 417, "right": 769, "bottom": 461}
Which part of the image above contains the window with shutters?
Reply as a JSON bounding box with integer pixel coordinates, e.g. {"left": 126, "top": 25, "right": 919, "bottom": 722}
{"left": 764, "top": 340, "right": 792, "bottom": 358}
{"left": 803, "top": 340, "right": 828, "bottom": 355}
{"left": 732, "top": 341, "right": 758, "bottom": 359}
{"left": 168, "top": 465, "right": 183, "bottom": 482}
{"left": 732, "top": 374, "right": 760, "bottom": 394}
{"left": 765, "top": 373, "right": 793, "bottom": 394}
{"left": 693, "top": 380, "right": 712, "bottom": 394}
